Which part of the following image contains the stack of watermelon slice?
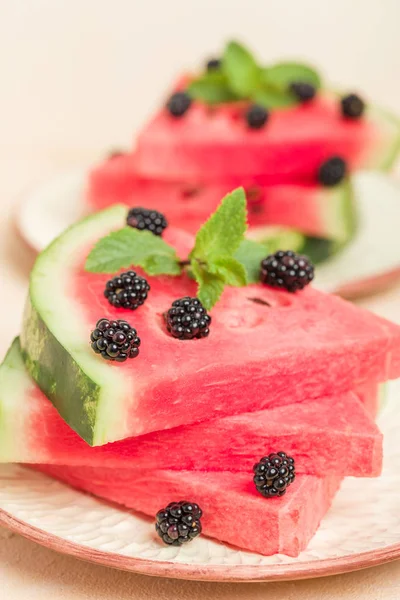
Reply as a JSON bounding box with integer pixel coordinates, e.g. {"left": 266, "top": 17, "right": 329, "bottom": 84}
{"left": 87, "top": 41, "right": 400, "bottom": 261}
{"left": 2, "top": 198, "right": 400, "bottom": 557}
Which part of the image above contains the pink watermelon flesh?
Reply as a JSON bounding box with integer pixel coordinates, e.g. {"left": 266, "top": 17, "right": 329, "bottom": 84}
{"left": 135, "top": 92, "right": 400, "bottom": 182}
{"left": 86, "top": 152, "right": 352, "bottom": 240}
{"left": 0, "top": 341, "right": 382, "bottom": 477}
{"left": 32, "top": 463, "right": 342, "bottom": 556}
{"left": 23, "top": 207, "right": 400, "bottom": 446}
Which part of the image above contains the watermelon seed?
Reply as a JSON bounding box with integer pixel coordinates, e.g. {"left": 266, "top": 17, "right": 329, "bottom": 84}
{"left": 181, "top": 185, "right": 202, "bottom": 199}
{"left": 247, "top": 297, "right": 272, "bottom": 307}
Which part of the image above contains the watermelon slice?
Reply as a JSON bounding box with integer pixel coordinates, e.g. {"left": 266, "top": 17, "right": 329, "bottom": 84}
{"left": 0, "top": 339, "right": 382, "bottom": 477}
{"left": 87, "top": 153, "right": 356, "bottom": 242}
{"left": 32, "top": 463, "right": 342, "bottom": 556}
{"left": 21, "top": 205, "right": 400, "bottom": 446}
{"left": 135, "top": 92, "right": 400, "bottom": 183}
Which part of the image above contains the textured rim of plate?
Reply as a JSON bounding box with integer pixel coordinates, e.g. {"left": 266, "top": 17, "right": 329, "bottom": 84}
{"left": 1, "top": 504, "right": 400, "bottom": 582}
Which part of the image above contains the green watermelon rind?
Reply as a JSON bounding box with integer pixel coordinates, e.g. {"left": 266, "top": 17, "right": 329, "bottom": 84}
{"left": 21, "top": 205, "right": 130, "bottom": 446}
{"left": 0, "top": 339, "right": 23, "bottom": 459}
{"left": 247, "top": 178, "right": 356, "bottom": 248}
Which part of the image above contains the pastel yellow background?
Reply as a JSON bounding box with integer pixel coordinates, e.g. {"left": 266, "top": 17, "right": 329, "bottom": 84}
{"left": 1, "top": 0, "right": 400, "bottom": 160}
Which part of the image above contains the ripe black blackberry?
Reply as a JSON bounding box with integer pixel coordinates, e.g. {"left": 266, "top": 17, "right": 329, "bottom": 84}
{"left": 90, "top": 318, "right": 140, "bottom": 362}
{"left": 341, "top": 93, "right": 365, "bottom": 119}
{"left": 104, "top": 271, "right": 150, "bottom": 311}
{"left": 290, "top": 81, "right": 316, "bottom": 102}
{"left": 166, "top": 91, "right": 192, "bottom": 117}
{"left": 206, "top": 57, "right": 221, "bottom": 71}
{"left": 318, "top": 156, "right": 347, "bottom": 186}
{"left": 253, "top": 452, "right": 296, "bottom": 498}
{"left": 156, "top": 501, "right": 203, "bottom": 546}
{"left": 165, "top": 297, "right": 211, "bottom": 340}
{"left": 260, "top": 250, "right": 314, "bottom": 293}
{"left": 246, "top": 104, "right": 269, "bottom": 129}
{"left": 126, "top": 207, "right": 168, "bottom": 236}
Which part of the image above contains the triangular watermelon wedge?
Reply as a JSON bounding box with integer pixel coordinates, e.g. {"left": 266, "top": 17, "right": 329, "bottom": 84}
{"left": 135, "top": 91, "right": 400, "bottom": 183}
{"left": 87, "top": 152, "right": 356, "bottom": 242}
{"left": 21, "top": 205, "right": 400, "bottom": 446}
{"left": 0, "top": 339, "right": 382, "bottom": 477}
{"left": 32, "top": 462, "right": 342, "bottom": 557}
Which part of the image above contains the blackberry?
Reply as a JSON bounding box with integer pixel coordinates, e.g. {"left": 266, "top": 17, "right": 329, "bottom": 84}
{"left": 341, "top": 93, "right": 365, "bottom": 119}
{"left": 290, "top": 81, "right": 316, "bottom": 102}
{"left": 156, "top": 501, "right": 202, "bottom": 546}
{"left": 260, "top": 250, "right": 314, "bottom": 293}
{"left": 246, "top": 104, "right": 269, "bottom": 129}
{"left": 104, "top": 271, "right": 150, "bottom": 310}
{"left": 166, "top": 91, "right": 192, "bottom": 117}
{"left": 90, "top": 318, "right": 140, "bottom": 362}
{"left": 318, "top": 156, "right": 347, "bottom": 186}
{"left": 206, "top": 57, "right": 221, "bottom": 71}
{"left": 165, "top": 297, "right": 211, "bottom": 340}
{"left": 126, "top": 207, "right": 168, "bottom": 236}
{"left": 253, "top": 452, "right": 296, "bottom": 498}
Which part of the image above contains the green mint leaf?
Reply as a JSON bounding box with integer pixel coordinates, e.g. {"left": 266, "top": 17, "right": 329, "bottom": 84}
{"left": 262, "top": 62, "right": 322, "bottom": 90}
{"left": 252, "top": 87, "right": 298, "bottom": 109}
{"left": 209, "top": 257, "right": 248, "bottom": 286}
{"left": 190, "top": 188, "right": 247, "bottom": 262}
{"left": 248, "top": 227, "right": 305, "bottom": 254}
{"left": 191, "top": 261, "right": 225, "bottom": 310}
{"left": 223, "top": 41, "right": 260, "bottom": 97}
{"left": 141, "top": 253, "right": 182, "bottom": 276}
{"left": 234, "top": 239, "right": 268, "bottom": 284}
{"left": 188, "top": 72, "right": 238, "bottom": 104}
{"left": 85, "top": 227, "right": 181, "bottom": 275}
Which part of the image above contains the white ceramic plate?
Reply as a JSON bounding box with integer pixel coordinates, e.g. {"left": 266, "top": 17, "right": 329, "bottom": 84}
{"left": 1, "top": 380, "right": 400, "bottom": 582}
{"left": 15, "top": 169, "right": 400, "bottom": 297}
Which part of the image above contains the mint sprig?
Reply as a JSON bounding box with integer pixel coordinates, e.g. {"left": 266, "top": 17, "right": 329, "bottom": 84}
{"left": 85, "top": 188, "right": 271, "bottom": 310}
{"left": 188, "top": 40, "right": 322, "bottom": 110}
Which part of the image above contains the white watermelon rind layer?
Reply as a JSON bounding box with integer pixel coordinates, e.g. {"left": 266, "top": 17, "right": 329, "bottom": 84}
{"left": 362, "top": 104, "right": 400, "bottom": 171}
{"left": 21, "top": 205, "right": 131, "bottom": 446}
{"left": 318, "top": 179, "right": 357, "bottom": 243}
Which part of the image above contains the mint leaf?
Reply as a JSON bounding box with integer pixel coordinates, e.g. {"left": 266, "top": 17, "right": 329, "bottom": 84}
{"left": 190, "top": 188, "right": 247, "bottom": 262}
{"left": 191, "top": 261, "right": 225, "bottom": 310}
{"left": 142, "top": 253, "right": 182, "bottom": 276}
{"left": 210, "top": 257, "right": 248, "bottom": 286}
{"left": 223, "top": 41, "right": 260, "bottom": 97}
{"left": 188, "top": 72, "right": 237, "bottom": 104}
{"left": 248, "top": 227, "right": 305, "bottom": 254}
{"left": 252, "top": 87, "right": 297, "bottom": 109}
{"left": 85, "top": 227, "right": 181, "bottom": 275}
{"left": 262, "top": 62, "right": 321, "bottom": 90}
{"left": 234, "top": 239, "right": 268, "bottom": 284}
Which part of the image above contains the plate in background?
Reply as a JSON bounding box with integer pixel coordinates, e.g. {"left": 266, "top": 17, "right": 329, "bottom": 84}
{"left": 1, "top": 379, "right": 400, "bottom": 582}
{"left": 15, "top": 169, "right": 400, "bottom": 298}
